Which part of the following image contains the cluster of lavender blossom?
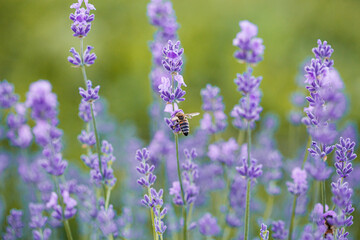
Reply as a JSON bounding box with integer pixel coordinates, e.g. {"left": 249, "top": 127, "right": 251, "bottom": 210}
{"left": 0, "top": 0, "right": 359, "bottom": 240}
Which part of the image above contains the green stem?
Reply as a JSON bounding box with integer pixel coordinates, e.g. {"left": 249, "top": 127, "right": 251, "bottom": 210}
{"left": 175, "top": 134, "right": 185, "bottom": 204}
{"left": 64, "top": 220, "right": 74, "bottom": 240}
{"left": 105, "top": 187, "right": 112, "bottom": 210}
{"left": 321, "top": 181, "right": 325, "bottom": 210}
{"left": 148, "top": 187, "right": 157, "bottom": 240}
{"left": 288, "top": 195, "right": 298, "bottom": 240}
{"left": 183, "top": 206, "right": 188, "bottom": 240}
{"left": 244, "top": 119, "right": 251, "bottom": 240}
{"left": 175, "top": 134, "right": 187, "bottom": 240}
{"left": 90, "top": 102, "right": 107, "bottom": 197}
{"left": 54, "top": 177, "right": 73, "bottom": 240}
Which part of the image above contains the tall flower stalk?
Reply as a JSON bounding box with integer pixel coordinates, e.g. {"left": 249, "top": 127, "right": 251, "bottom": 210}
{"left": 68, "top": 0, "right": 117, "bottom": 215}
{"left": 26, "top": 80, "right": 76, "bottom": 240}
{"left": 231, "top": 20, "right": 264, "bottom": 240}
{"left": 158, "top": 40, "right": 190, "bottom": 239}
{"left": 136, "top": 148, "right": 167, "bottom": 240}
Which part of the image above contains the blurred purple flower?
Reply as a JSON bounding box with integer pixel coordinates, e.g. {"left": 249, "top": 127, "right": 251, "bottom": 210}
{"left": 233, "top": 20, "right": 265, "bottom": 64}
{"left": 26, "top": 80, "right": 57, "bottom": 122}
{"left": 200, "top": 84, "right": 227, "bottom": 134}
{"left": 29, "top": 203, "right": 52, "bottom": 240}
{"left": 234, "top": 67, "right": 262, "bottom": 95}
{"left": 208, "top": 138, "right": 238, "bottom": 166}
{"left": 4, "top": 209, "right": 24, "bottom": 240}
{"left": 97, "top": 205, "right": 118, "bottom": 237}
{"left": 0, "top": 80, "right": 18, "bottom": 109}
{"left": 271, "top": 220, "right": 288, "bottom": 240}
{"left": 198, "top": 213, "right": 220, "bottom": 236}
{"left": 286, "top": 167, "right": 308, "bottom": 195}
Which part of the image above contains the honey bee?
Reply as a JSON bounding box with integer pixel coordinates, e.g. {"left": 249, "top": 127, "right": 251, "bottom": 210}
{"left": 171, "top": 112, "right": 200, "bottom": 136}
{"left": 324, "top": 213, "right": 335, "bottom": 238}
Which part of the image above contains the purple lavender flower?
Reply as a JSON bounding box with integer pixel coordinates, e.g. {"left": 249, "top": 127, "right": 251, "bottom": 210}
{"left": 234, "top": 67, "right": 262, "bottom": 95}
{"left": 334, "top": 137, "right": 356, "bottom": 178}
{"left": 198, "top": 213, "right": 220, "bottom": 237}
{"left": 236, "top": 157, "right": 263, "bottom": 179}
{"left": 46, "top": 191, "right": 77, "bottom": 220}
{"left": 4, "top": 209, "right": 24, "bottom": 240}
{"left": 286, "top": 167, "right": 308, "bottom": 195}
{"left": 90, "top": 140, "right": 117, "bottom": 187}
{"left": 305, "top": 141, "right": 334, "bottom": 180}
{"left": 271, "top": 220, "right": 288, "bottom": 240}
{"left": 135, "top": 148, "right": 156, "bottom": 188}
{"left": 200, "top": 84, "right": 227, "bottom": 134}
{"left": 68, "top": 46, "right": 96, "bottom": 66}
{"left": 303, "top": 40, "right": 347, "bottom": 145}
{"left": 147, "top": 0, "right": 179, "bottom": 92}
{"left": 0, "top": 80, "right": 18, "bottom": 109}
{"left": 78, "top": 130, "right": 96, "bottom": 146}
{"left": 233, "top": 20, "right": 265, "bottom": 64}
{"left": 6, "top": 104, "right": 33, "bottom": 148}
{"left": 97, "top": 205, "right": 118, "bottom": 237}
{"left": 158, "top": 76, "right": 186, "bottom": 104}
{"left": 260, "top": 223, "right": 269, "bottom": 240}
{"left": 169, "top": 148, "right": 199, "bottom": 205}
{"left": 208, "top": 138, "right": 238, "bottom": 166}
{"left": 26, "top": 80, "right": 57, "bottom": 122}
{"left": 78, "top": 99, "right": 94, "bottom": 122}
{"left": 29, "top": 203, "right": 52, "bottom": 240}
{"left": 79, "top": 80, "right": 100, "bottom": 102}
{"left": 68, "top": 48, "right": 81, "bottom": 66}
{"left": 312, "top": 39, "right": 334, "bottom": 67}
{"left": 231, "top": 90, "right": 263, "bottom": 122}
{"left": 162, "top": 40, "right": 183, "bottom": 73}
{"left": 69, "top": 0, "right": 95, "bottom": 38}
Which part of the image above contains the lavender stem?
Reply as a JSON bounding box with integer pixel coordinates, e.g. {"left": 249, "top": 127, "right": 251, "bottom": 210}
{"left": 175, "top": 134, "right": 187, "bottom": 240}
{"left": 53, "top": 176, "right": 73, "bottom": 240}
{"left": 90, "top": 102, "right": 107, "bottom": 198}
{"left": 288, "top": 140, "right": 310, "bottom": 240}
{"left": 148, "top": 188, "right": 157, "bottom": 240}
{"left": 287, "top": 195, "right": 297, "bottom": 240}
{"left": 244, "top": 118, "right": 252, "bottom": 240}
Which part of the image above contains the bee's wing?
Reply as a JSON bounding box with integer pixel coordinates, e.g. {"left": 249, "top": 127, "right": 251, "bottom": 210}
{"left": 185, "top": 112, "right": 200, "bottom": 119}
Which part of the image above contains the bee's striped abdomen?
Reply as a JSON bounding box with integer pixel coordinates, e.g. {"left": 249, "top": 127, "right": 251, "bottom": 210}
{"left": 179, "top": 120, "right": 189, "bottom": 136}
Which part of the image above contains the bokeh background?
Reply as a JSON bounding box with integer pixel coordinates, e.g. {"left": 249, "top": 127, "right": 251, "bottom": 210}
{"left": 1, "top": 0, "right": 360, "bottom": 159}
{"left": 0, "top": 0, "right": 360, "bottom": 237}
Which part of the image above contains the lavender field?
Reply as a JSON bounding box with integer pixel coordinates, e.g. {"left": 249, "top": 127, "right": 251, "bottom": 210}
{"left": 0, "top": 0, "right": 359, "bottom": 239}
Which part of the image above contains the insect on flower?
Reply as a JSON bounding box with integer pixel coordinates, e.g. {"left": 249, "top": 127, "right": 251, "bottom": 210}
{"left": 171, "top": 112, "right": 200, "bottom": 136}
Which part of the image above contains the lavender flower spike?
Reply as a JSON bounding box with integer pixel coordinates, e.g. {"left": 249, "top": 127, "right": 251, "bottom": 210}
{"left": 233, "top": 20, "right": 265, "bottom": 64}
{"left": 198, "top": 213, "right": 220, "bottom": 237}
{"left": 69, "top": 0, "right": 95, "bottom": 38}
{"left": 162, "top": 40, "right": 184, "bottom": 73}
{"left": 4, "top": 209, "right": 24, "bottom": 240}
{"left": 79, "top": 80, "right": 100, "bottom": 102}
{"left": 286, "top": 167, "right": 308, "bottom": 195}
{"left": 0, "top": 80, "right": 18, "bottom": 109}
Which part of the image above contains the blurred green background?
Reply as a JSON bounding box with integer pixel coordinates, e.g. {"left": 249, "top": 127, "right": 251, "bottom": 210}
{"left": 0, "top": 0, "right": 359, "bottom": 160}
